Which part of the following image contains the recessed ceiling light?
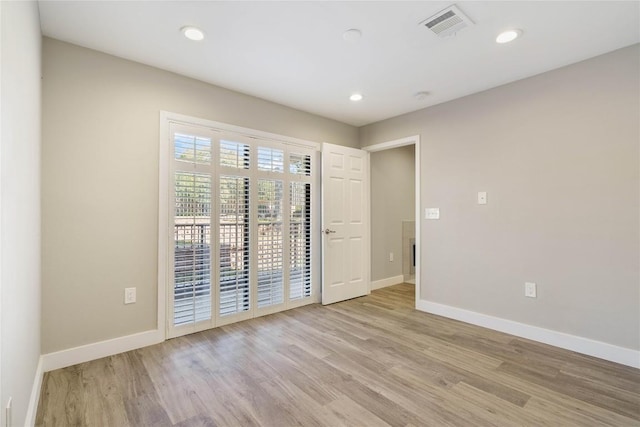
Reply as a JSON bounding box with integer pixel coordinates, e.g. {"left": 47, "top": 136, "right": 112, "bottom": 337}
{"left": 343, "top": 29, "right": 362, "bottom": 42}
{"left": 414, "top": 91, "right": 430, "bottom": 101}
{"left": 181, "top": 26, "right": 205, "bottom": 41}
{"left": 496, "top": 29, "right": 521, "bottom": 44}
{"left": 349, "top": 93, "right": 363, "bottom": 102}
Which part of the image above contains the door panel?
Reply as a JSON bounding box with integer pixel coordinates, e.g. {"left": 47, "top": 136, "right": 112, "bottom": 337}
{"left": 349, "top": 237, "right": 364, "bottom": 282}
{"left": 327, "top": 236, "right": 345, "bottom": 287}
{"left": 322, "top": 143, "right": 370, "bottom": 305}
{"left": 328, "top": 177, "right": 345, "bottom": 226}
{"left": 349, "top": 179, "right": 363, "bottom": 223}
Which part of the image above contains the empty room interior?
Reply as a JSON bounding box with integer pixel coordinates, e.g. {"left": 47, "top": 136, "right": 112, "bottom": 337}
{"left": 1, "top": 1, "right": 639, "bottom": 426}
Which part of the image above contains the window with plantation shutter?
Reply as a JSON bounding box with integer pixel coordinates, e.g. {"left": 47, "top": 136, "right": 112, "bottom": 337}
{"left": 219, "top": 175, "right": 251, "bottom": 316}
{"left": 289, "top": 152, "right": 312, "bottom": 299}
{"left": 257, "top": 146, "right": 284, "bottom": 173}
{"left": 289, "top": 181, "right": 312, "bottom": 299}
{"left": 257, "top": 179, "right": 284, "bottom": 307}
{"left": 174, "top": 133, "right": 212, "bottom": 164}
{"left": 289, "top": 153, "right": 312, "bottom": 176}
{"left": 166, "top": 117, "right": 319, "bottom": 338}
{"left": 173, "top": 172, "right": 212, "bottom": 325}
{"left": 220, "top": 140, "right": 250, "bottom": 169}
{"left": 172, "top": 129, "right": 213, "bottom": 327}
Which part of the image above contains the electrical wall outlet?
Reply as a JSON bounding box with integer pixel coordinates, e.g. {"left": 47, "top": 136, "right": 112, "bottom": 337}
{"left": 425, "top": 208, "right": 440, "bottom": 220}
{"left": 389, "top": 252, "right": 394, "bottom": 262}
{"left": 525, "top": 282, "right": 537, "bottom": 298}
{"left": 478, "top": 191, "right": 487, "bottom": 204}
{"left": 124, "top": 287, "right": 137, "bottom": 304}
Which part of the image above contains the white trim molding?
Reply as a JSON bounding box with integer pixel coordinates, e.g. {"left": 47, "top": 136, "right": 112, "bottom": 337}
{"left": 41, "top": 329, "right": 164, "bottom": 373}
{"left": 25, "top": 356, "right": 44, "bottom": 427}
{"left": 158, "top": 111, "right": 170, "bottom": 340}
{"left": 416, "top": 299, "right": 640, "bottom": 369}
{"left": 371, "top": 275, "right": 405, "bottom": 290}
{"left": 362, "top": 135, "right": 418, "bottom": 153}
{"left": 161, "top": 111, "right": 320, "bottom": 150}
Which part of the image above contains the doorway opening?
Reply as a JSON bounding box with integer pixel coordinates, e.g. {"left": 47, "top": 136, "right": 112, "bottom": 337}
{"left": 362, "top": 136, "right": 421, "bottom": 305}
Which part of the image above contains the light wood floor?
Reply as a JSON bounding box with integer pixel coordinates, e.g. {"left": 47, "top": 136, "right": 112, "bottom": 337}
{"left": 36, "top": 284, "right": 640, "bottom": 426}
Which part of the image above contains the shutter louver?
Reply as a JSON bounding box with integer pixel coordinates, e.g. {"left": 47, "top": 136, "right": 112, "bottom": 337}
{"left": 257, "top": 179, "right": 284, "bottom": 307}
{"left": 219, "top": 175, "right": 251, "bottom": 316}
{"left": 174, "top": 172, "right": 212, "bottom": 325}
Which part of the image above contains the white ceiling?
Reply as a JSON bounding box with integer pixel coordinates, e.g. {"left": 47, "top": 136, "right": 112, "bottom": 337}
{"left": 38, "top": 1, "right": 640, "bottom": 127}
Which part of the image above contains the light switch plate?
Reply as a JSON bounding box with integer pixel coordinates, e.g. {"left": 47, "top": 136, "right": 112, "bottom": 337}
{"left": 425, "top": 208, "right": 440, "bottom": 220}
{"left": 525, "top": 282, "right": 537, "bottom": 298}
{"left": 478, "top": 191, "right": 487, "bottom": 205}
{"left": 124, "top": 287, "right": 137, "bottom": 304}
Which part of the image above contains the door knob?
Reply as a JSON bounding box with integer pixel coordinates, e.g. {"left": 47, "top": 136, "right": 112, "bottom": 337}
{"left": 323, "top": 228, "right": 336, "bottom": 235}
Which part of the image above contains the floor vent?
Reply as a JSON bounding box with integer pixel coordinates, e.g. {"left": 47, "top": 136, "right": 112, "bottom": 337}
{"left": 420, "top": 5, "right": 474, "bottom": 37}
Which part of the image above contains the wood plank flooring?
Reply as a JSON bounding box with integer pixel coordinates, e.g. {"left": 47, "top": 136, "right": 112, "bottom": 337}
{"left": 36, "top": 284, "right": 640, "bottom": 426}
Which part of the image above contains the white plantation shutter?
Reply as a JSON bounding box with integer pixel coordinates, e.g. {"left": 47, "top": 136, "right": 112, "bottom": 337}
{"left": 289, "top": 181, "right": 312, "bottom": 299}
{"left": 167, "top": 118, "right": 318, "bottom": 338}
{"left": 174, "top": 133, "right": 212, "bottom": 164}
{"left": 257, "top": 179, "right": 284, "bottom": 308}
{"left": 219, "top": 175, "right": 251, "bottom": 316}
{"left": 172, "top": 128, "right": 213, "bottom": 329}
{"left": 257, "top": 146, "right": 284, "bottom": 173}
{"left": 173, "top": 172, "right": 212, "bottom": 325}
{"left": 289, "top": 153, "right": 312, "bottom": 176}
{"left": 289, "top": 152, "right": 312, "bottom": 300}
{"left": 220, "top": 140, "right": 250, "bottom": 169}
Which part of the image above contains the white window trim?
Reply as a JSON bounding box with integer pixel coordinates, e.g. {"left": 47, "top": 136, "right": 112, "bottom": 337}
{"left": 162, "top": 111, "right": 319, "bottom": 150}
{"left": 158, "top": 111, "right": 321, "bottom": 339}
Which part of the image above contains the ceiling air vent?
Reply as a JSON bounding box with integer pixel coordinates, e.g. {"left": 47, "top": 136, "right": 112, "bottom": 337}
{"left": 420, "top": 5, "right": 474, "bottom": 38}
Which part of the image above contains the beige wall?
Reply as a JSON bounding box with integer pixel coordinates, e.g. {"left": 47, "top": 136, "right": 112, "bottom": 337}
{"left": 41, "top": 38, "right": 358, "bottom": 353}
{"left": 370, "top": 146, "right": 415, "bottom": 281}
{"left": 1, "top": 2, "right": 41, "bottom": 425}
{"left": 360, "top": 44, "right": 640, "bottom": 351}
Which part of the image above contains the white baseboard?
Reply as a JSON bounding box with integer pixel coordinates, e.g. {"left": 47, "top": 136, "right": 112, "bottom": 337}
{"left": 371, "top": 275, "right": 405, "bottom": 290}
{"left": 41, "top": 329, "right": 164, "bottom": 373}
{"left": 25, "top": 356, "right": 44, "bottom": 427}
{"left": 416, "top": 299, "right": 640, "bottom": 369}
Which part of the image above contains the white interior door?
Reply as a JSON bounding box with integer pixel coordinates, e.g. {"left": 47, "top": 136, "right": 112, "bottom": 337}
{"left": 321, "top": 143, "right": 370, "bottom": 305}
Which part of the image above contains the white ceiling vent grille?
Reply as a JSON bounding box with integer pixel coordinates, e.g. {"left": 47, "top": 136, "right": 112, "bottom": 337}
{"left": 420, "top": 5, "right": 474, "bottom": 38}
